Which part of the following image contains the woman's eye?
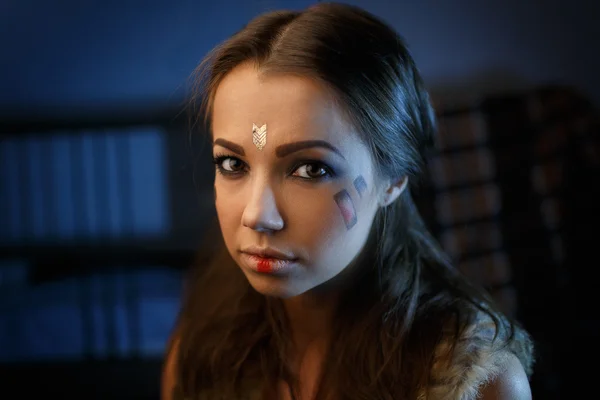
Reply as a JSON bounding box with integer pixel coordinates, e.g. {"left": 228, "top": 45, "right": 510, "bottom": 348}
{"left": 293, "top": 163, "right": 329, "bottom": 179}
{"left": 213, "top": 156, "right": 245, "bottom": 173}
{"left": 221, "top": 157, "right": 243, "bottom": 172}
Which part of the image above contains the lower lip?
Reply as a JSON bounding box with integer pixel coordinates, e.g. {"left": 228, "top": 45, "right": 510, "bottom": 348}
{"left": 241, "top": 253, "right": 296, "bottom": 274}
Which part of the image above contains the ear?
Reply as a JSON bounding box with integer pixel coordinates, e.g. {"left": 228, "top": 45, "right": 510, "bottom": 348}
{"left": 379, "top": 176, "right": 408, "bottom": 207}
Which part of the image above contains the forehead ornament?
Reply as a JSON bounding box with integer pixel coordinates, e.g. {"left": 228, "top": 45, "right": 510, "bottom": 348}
{"left": 252, "top": 123, "right": 267, "bottom": 151}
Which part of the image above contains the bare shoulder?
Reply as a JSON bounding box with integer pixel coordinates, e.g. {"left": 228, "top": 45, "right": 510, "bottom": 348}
{"left": 161, "top": 331, "right": 181, "bottom": 400}
{"left": 478, "top": 352, "right": 532, "bottom": 400}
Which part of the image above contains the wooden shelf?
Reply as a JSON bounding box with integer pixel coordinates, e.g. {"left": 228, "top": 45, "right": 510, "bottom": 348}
{"left": 0, "top": 104, "right": 187, "bottom": 135}
{"left": 0, "top": 242, "right": 197, "bottom": 282}
{"left": 0, "top": 358, "right": 163, "bottom": 399}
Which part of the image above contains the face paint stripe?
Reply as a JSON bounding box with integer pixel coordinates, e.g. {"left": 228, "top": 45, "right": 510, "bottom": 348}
{"left": 334, "top": 189, "right": 357, "bottom": 230}
{"left": 353, "top": 175, "right": 367, "bottom": 198}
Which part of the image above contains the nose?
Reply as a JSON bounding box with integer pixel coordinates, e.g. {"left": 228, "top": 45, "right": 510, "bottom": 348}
{"left": 241, "top": 180, "right": 285, "bottom": 233}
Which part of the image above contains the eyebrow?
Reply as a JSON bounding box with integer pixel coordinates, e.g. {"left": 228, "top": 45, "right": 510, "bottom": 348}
{"left": 213, "top": 138, "right": 345, "bottom": 160}
{"left": 213, "top": 138, "right": 245, "bottom": 156}
{"left": 275, "top": 140, "right": 345, "bottom": 160}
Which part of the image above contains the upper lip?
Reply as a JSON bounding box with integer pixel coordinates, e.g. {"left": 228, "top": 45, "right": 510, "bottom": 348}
{"left": 241, "top": 246, "right": 297, "bottom": 260}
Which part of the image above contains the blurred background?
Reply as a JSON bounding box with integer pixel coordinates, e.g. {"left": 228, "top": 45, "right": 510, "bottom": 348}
{"left": 0, "top": 0, "right": 598, "bottom": 398}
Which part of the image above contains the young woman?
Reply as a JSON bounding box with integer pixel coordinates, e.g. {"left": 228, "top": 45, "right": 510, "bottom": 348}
{"left": 162, "top": 3, "right": 534, "bottom": 399}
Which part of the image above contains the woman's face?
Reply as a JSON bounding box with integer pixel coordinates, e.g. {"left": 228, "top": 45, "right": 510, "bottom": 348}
{"left": 211, "top": 63, "right": 387, "bottom": 298}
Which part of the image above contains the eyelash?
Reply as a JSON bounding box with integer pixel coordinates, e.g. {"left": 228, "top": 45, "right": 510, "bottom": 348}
{"left": 211, "top": 153, "right": 336, "bottom": 181}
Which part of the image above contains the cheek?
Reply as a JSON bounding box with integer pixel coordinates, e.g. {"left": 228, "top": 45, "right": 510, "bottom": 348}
{"left": 289, "top": 186, "right": 375, "bottom": 260}
{"left": 290, "top": 192, "right": 342, "bottom": 243}
{"left": 215, "top": 182, "right": 245, "bottom": 236}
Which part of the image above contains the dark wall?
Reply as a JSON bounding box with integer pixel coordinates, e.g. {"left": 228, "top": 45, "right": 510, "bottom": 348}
{"left": 1, "top": 0, "right": 598, "bottom": 116}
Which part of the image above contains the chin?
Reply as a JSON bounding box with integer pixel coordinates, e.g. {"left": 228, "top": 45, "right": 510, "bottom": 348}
{"left": 244, "top": 273, "right": 308, "bottom": 299}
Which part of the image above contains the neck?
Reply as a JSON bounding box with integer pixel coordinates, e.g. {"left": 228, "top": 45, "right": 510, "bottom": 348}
{"left": 283, "top": 290, "right": 338, "bottom": 352}
{"left": 282, "top": 251, "right": 371, "bottom": 352}
{"left": 282, "top": 233, "right": 377, "bottom": 353}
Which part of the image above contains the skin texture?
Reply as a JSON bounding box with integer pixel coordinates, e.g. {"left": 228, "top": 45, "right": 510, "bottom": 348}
{"left": 211, "top": 62, "right": 403, "bottom": 300}
{"left": 479, "top": 353, "right": 532, "bottom": 400}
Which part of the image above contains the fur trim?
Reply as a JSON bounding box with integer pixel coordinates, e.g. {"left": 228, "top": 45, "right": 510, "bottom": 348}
{"left": 419, "top": 312, "right": 534, "bottom": 400}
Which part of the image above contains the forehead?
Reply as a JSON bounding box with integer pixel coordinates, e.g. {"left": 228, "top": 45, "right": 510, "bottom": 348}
{"left": 211, "top": 63, "right": 361, "bottom": 151}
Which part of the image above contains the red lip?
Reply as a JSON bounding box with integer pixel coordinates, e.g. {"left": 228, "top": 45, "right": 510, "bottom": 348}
{"left": 240, "top": 253, "right": 297, "bottom": 274}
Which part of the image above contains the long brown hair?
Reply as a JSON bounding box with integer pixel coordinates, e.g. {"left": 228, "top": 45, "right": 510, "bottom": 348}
{"left": 175, "top": 3, "right": 532, "bottom": 399}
